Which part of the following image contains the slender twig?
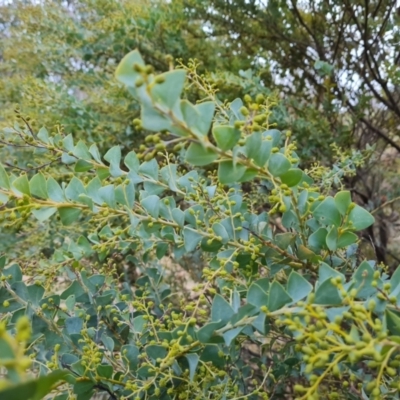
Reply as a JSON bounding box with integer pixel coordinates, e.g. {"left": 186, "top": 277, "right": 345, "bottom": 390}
{"left": 371, "top": 196, "right": 400, "bottom": 215}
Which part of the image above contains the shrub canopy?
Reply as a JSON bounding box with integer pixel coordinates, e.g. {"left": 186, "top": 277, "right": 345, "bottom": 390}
{"left": 0, "top": 1, "right": 400, "bottom": 400}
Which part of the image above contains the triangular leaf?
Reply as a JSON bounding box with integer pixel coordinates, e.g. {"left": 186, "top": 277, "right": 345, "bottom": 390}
{"left": 287, "top": 271, "right": 313, "bottom": 303}
{"left": 268, "top": 153, "right": 291, "bottom": 177}
{"left": 212, "top": 125, "right": 241, "bottom": 151}
{"left": 185, "top": 143, "right": 218, "bottom": 166}
{"left": 314, "top": 279, "right": 342, "bottom": 305}
{"left": 0, "top": 164, "right": 10, "bottom": 189}
{"left": 348, "top": 205, "right": 375, "bottom": 231}
{"left": 183, "top": 227, "right": 203, "bottom": 252}
{"left": 30, "top": 173, "right": 48, "bottom": 199}
{"left": 115, "top": 50, "right": 145, "bottom": 87}
{"left": 218, "top": 160, "right": 246, "bottom": 184}
{"left": 211, "top": 294, "right": 235, "bottom": 323}
{"left": 268, "top": 281, "right": 292, "bottom": 311}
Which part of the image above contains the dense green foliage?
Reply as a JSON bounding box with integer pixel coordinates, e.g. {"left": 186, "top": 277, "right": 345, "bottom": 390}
{"left": 2, "top": 0, "right": 399, "bottom": 265}
{"left": 0, "top": 49, "right": 397, "bottom": 400}
{"left": 1, "top": 1, "right": 400, "bottom": 400}
{"left": 187, "top": 0, "right": 400, "bottom": 265}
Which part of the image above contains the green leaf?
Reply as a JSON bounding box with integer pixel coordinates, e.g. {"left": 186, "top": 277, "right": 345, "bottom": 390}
{"left": 0, "top": 164, "right": 10, "bottom": 189}
{"left": 61, "top": 152, "right": 76, "bottom": 165}
{"left": 391, "top": 266, "right": 400, "bottom": 291}
{"left": 313, "top": 197, "right": 341, "bottom": 227}
{"left": 89, "top": 144, "right": 102, "bottom": 163}
{"left": 73, "top": 380, "right": 94, "bottom": 396}
{"left": 0, "top": 192, "right": 8, "bottom": 205}
{"left": 211, "top": 294, "right": 235, "bottom": 323}
{"left": 58, "top": 207, "right": 82, "bottom": 225}
{"left": 238, "top": 168, "right": 258, "bottom": 182}
{"left": 212, "top": 222, "right": 230, "bottom": 243}
{"left": 197, "top": 321, "right": 225, "bottom": 343}
{"left": 245, "top": 132, "right": 271, "bottom": 167}
{"left": 280, "top": 168, "right": 302, "bottom": 187}
{"left": 185, "top": 354, "right": 199, "bottom": 382}
{"left": 200, "top": 344, "right": 225, "bottom": 368}
{"left": 37, "top": 127, "right": 50, "bottom": 143}
{"left": 180, "top": 100, "right": 199, "bottom": 133}
{"left": 65, "top": 317, "right": 83, "bottom": 334}
{"left": 314, "top": 59, "right": 334, "bottom": 76}
{"left": 32, "top": 207, "right": 57, "bottom": 222}
{"left": 231, "top": 303, "right": 256, "bottom": 325}
{"left": 65, "top": 177, "right": 86, "bottom": 201}
{"left": 334, "top": 191, "right": 351, "bottom": 215}
{"left": 268, "top": 281, "right": 292, "bottom": 311}
{"left": 62, "top": 134, "right": 74, "bottom": 152}
{"left": 115, "top": 182, "right": 135, "bottom": 209}
{"left": 287, "top": 271, "right": 312, "bottom": 302}
{"left": 73, "top": 140, "right": 92, "bottom": 160}
{"left": 141, "top": 105, "right": 172, "bottom": 132}
{"left": 268, "top": 153, "right": 291, "bottom": 177}
{"left": 195, "top": 102, "right": 215, "bottom": 136}
{"left": 275, "top": 233, "right": 294, "bottom": 249}
{"left": 98, "top": 185, "right": 116, "bottom": 208}
{"left": 124, "top": 151, "right": 140, "bottom": 172}
{"left": 297, "top": 244, "right": 319, "bottom": 261}
{"left": 151, "top": 69, "right": 186, "bottom": 109}
{"left": 104, "top": 146, "right": 123, "bottom": 177}
{"left": 348, "top": 205, "right": 375, "bottom": 231}
{"left": 353, "top": 261, "right": 375, "bottom": 298}
{"left": 308, "top": 228, "right": 328, "bottom": 252}
{"left": 318, "top": 262, "right": 345, "bottom": 283}
{"left": 13, "top": 174, "right": 30, "bottom": 195}
{"left": 101, "top": 334, "right": 114, "bottom": 352}
{"left": 326, "top": 225, "right": 338, "bottom": 251}
{"left": 0, "top": 370, "right": 68, "bottom": 400}
{"left": 337, "top": 231, "right": 358, "bottom": 248}
{"left": 160, "top": 164, "right": 179, "bottom": 192}
{"left": 96, "top": 364, "right": 113, "bottom": 379}
{"left": 185, "top": 143, "right": 218, "bottom": 166}
{"left": 97, "top": 167, "right": 110, "bottom": 181}
{"left": 47, "top": 177, "right": 65, "bottom": 202}
{"left": 77, "top": 194, "right": 94, "bottom": 211}
{"left": 247, "top": 280, "right": 269, "bottom": 310}
{"left": 183, "top": 227, "right": 203, "bottom": 252}
{"left": 140, "top": 195, "right": 160, "bottom": 218}
{"left": 156, "top": 242, "right": 168, "bottom": 259}
{"left": 137, "top": 365, "right": 156, "bottom": 379}
{"left": 218, "top": 160, "right": 246, "bottom": 184}
{"left": 230, "top": 98, "right": 245, "bottom": 119}
{"left": 139, "top": 159, "right": 158, "bottom": 180}
{"left": 74, "top": 159, "right": 92, "bottom": 172}
{"left": 121, "top": 344, "right": 139, "bottom": 370}
{"left": 85, "top": 177, "right": 103, "bottom": 204}
{"left": 104, "top": 146, "right": 121, "bottom": 164}
{"left": 252, "top": 312, "right": 268, "bottom": 334}
{"left": 386, "top": 309, "right": 400, "bottom": 335}
{"left": 223, "top": 326, "right": 244, "bottom": 346}
{"left": 115, "top": 50, "right": 145, "bottom": 87}
{"left": 0, "top": 336, "right": 15, "bottom": 359}
{"left": 29, "top": 173, "right": 48, "bottom": 199}
{"left": 65, "top": 295, "right": 76, "bottom": 312}
{"left": 172, "top": 208, "right": 185, "bottom": 227}
{"left": 201, "top": 237, "right": 223, "bottom": 252}
{"left": 212, "top": 125, "right": 241, "bottom": 151}
{"left": 245, "top": 131, "right": 261, "bottom": 160}
{"left": 4, "top": 263, "right": 22, "bottom": 283}
{"left": 314, "top": 279, "right": 342, "bottom": 305}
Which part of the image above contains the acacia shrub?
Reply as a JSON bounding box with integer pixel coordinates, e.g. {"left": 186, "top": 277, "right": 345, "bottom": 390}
{"left": 0, "top": 50, "right": 399, "bottom": 400}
